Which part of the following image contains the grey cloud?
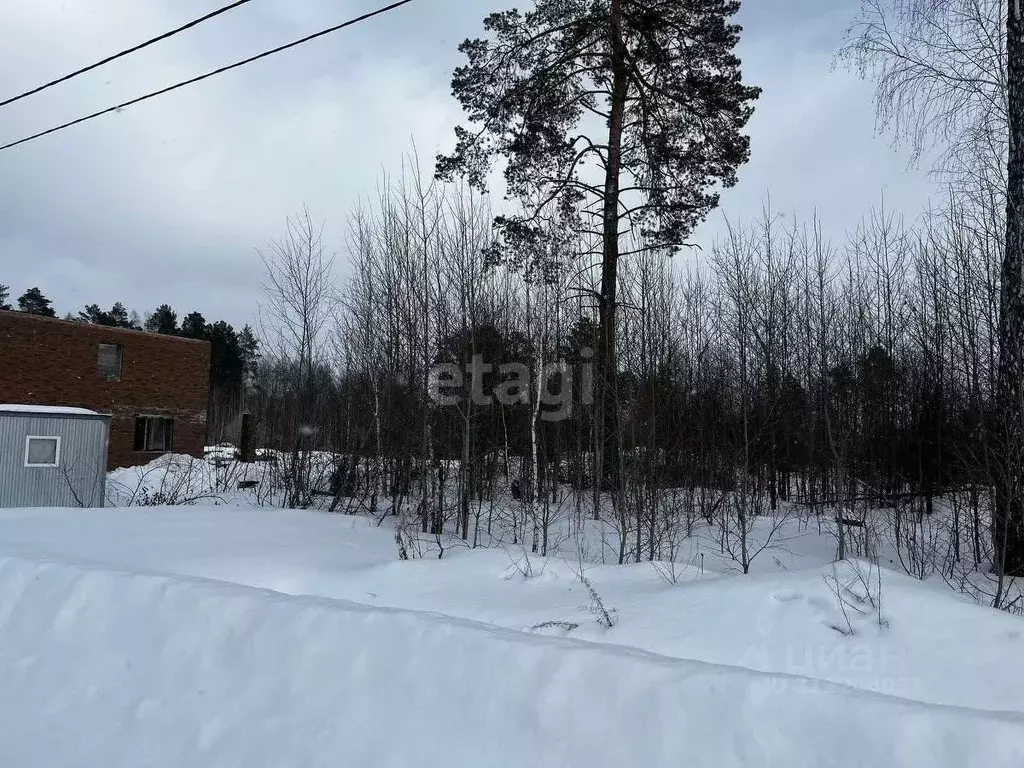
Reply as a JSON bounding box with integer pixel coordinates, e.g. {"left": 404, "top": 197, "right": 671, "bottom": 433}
{"left": 0, "top": 0, "right": 935, "bottom": 327}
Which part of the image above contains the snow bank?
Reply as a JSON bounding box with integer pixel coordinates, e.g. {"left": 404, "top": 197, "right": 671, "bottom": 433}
{"left": 0, "top": 404, "right": 99, "bottom": 416}
{"left": 0, "top": 554, "right": 1020, "bottom": 768}
{"left": 105, "top": 453, "right": 219, "bottom": 505}
{"left": 105, "top": 454, "right": 273, "bottom": 506}
{"left": 3, "top": 506, "right": 1022, "bottom": 714}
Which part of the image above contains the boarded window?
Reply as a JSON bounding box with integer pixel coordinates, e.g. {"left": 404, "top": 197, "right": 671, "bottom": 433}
{"left": 25, "top": 436, "right": 60, "bottom": 467}
{"left": 133, "top": 417, "right": 174, "bottom": 452}
{"left": 98, "top": 343, "right": 122, "bottom": 381}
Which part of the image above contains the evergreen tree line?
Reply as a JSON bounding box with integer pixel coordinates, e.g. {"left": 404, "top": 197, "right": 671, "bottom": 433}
{"left": 0, "top": 284, "right": 259, "bottom": 440}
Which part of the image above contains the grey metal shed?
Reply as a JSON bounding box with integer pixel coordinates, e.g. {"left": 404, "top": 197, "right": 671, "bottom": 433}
{"left": 0, "top": 405, "right": 110, "bottom": 508}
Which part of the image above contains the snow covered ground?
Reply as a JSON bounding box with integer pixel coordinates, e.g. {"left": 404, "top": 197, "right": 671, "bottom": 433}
{"left": 0, "top": 403, "right": 101, "bottom": 415}
{"left": 0, "top": 502, "right": 1022, "bottom": 766}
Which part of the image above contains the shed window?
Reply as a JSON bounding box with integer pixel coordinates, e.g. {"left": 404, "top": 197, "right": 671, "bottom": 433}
{"left": 134, "top": 417, "right": 174, "bottom": 452}
{"left": 98, "top": 343, "right": 122, "bottom": 381}
{"left": 25, "top": 436, "right": 61, "bottom": 467}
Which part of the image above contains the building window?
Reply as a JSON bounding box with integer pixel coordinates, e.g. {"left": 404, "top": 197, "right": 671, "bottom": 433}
{"left": 25, "top": 436, "right": 61, "bottom": 467}
{"left": 133, "top": 417, "right": 174, "bottom": 452}
{"left": 98, "top": 343, "right": 123, "bottom": 381}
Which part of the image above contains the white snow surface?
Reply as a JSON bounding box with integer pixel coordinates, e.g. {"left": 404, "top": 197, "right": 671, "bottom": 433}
{"left": 0, "top": 506, "right": 1022, "bottom": 767}
{"left": 0, "top": 403, "right": 100, "bottom": 416}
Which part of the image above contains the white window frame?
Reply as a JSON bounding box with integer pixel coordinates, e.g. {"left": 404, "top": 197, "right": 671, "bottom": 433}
{"left": 24, "top": 435, "right": 61, "bottom": 468}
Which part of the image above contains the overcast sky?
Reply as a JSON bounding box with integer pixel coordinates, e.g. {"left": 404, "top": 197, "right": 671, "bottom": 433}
{"left": 0, "top": 0, "right": 937, "bottom": 328}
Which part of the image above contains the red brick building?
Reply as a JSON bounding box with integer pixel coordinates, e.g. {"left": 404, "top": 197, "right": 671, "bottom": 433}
{"left": 0, "top": 311, "right": 210, "bottom": 470}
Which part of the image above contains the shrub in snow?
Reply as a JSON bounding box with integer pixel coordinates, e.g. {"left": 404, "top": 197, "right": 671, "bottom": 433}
{"left": 528, "top": 620, "right": 579, "bottom": 634}
{"left": 582, "top": 575, "right": 617, "bottom": 629}
{"left": 823, "top": 559, "right": 888, "bottom": 636}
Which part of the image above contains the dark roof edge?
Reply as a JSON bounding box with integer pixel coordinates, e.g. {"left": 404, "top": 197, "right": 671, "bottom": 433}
{"left": 0, "top": 410, "right": 112, "bottom": 422}
{"left": 0, "top": 309, "right": 211, "bottom": 346}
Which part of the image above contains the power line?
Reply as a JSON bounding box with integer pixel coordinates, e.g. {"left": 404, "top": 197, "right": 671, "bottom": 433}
{"left": 0, "top": 0, "right": 257, "bottom": 110}
{"left": 0, "top": 0, "right": 416, "bottom": 153}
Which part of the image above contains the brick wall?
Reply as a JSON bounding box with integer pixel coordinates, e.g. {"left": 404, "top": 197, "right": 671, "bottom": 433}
{"left": 0, "top": 311, "right": 211, "bottom": 470}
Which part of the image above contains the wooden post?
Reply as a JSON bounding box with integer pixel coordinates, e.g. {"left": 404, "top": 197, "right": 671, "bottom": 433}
{"left": 239, "top": 411, "right": 253, "bottom": 463}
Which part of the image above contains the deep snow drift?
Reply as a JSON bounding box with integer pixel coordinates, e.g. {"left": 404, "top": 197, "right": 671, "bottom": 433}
{"left": 1, "top": 505, "right": 1023, "bottom": 766}
{"left": 0, "top": 552, "right": 1022, "bottom": 768}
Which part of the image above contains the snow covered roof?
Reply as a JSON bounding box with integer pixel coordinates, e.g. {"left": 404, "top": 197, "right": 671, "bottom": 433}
{"left": 0, "top": 404, "right": 101, "bottom": 416}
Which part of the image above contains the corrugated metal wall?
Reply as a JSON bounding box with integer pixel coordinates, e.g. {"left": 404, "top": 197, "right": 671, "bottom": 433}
{"left": 0, "top": 414, "right": 109, "bottom": 508}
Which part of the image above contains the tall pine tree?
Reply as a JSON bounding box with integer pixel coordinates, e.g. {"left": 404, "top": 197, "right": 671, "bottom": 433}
{"left": 180, "top": 311, "right": 208, "bottom": 340}
{"left": 107, "top": 302, "right": 136, "bottom": 329}
{"left": 238, "top": 324, "right": 260, "bottom": 388}
{"left": 437, "top": 0, "right": 760, "bottom": 491}
{"left": 77, "top": 304, "right": 109, "bottom": 325}
{"left": 77, "top": 302, "right": 140, "bottom": 329}
{"left": 18, "top": 287, "right": 56, "bottom": 317}
{"left": 145, "top": 304, "right": 179, "bottom": 335}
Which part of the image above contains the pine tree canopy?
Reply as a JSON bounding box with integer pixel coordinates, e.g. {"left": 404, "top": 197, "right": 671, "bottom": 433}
{"left": 18, "top": 287, "right": 56, "bottom": 317}
{"left": 436, "top": 0, "right": 760, "bottom": 263}
{"left": 145, "top": 304, "right": 179, "bottom": 335}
